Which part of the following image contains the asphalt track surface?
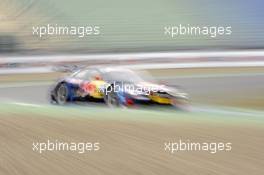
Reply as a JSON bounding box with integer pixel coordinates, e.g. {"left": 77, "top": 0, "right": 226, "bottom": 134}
{"left": 0, "top": 73, "right": 264, "bottom": 109}
{"left": 0, "top": 73, "right": 264, "bottom": 175}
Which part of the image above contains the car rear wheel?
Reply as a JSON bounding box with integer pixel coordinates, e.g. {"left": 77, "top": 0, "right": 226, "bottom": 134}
{"left": 104, "top": 88, "right": 123, "bottom": 107}
{"left": 106, "top": 91, "right": 120, "bottom": 107}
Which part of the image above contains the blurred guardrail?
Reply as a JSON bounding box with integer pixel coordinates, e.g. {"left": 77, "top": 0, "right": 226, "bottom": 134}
{"left": 0, "top": 50, "right": 264, "bottom": 74}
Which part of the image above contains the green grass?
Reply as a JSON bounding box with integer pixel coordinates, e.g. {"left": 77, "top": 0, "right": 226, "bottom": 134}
{"left": 1, "top": 102, "right": 263, "bottom": 127}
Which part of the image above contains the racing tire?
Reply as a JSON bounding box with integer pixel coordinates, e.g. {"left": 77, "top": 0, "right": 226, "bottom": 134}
{"left": 49, "top": 93, "right": 57, "bottom": 104}
{"left": 104, "top": 87, "right": 122, "bottom": 108}
{"left": 55, "top": 83, "right": 69, "bottom": 105}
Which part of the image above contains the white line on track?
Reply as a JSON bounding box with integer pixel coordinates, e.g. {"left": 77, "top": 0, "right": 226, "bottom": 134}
{"left": 157, "top": 72, "right": 264, "bottom": 80}
{"left": 121, "top": 61, "right": 264, "bottom": 70}
{"left": 10, "top": 102, "right": 43, "bottom": 108}
{"left": 1, "top": 50, "right": 264, "bottom": 63}
{"left": 6, "top": 101, "right": 264, "bottom": 117}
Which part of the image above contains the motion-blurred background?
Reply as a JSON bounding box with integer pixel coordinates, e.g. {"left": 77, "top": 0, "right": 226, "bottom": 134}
{"left": 1, "top": 0, "right": 264, "bottom": 53}
{"left": 1, "top": 1, "right": 264, "bottom": 175}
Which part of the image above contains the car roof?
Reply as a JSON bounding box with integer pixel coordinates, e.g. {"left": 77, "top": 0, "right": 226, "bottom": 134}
{"left": 86, "top": 66, "right": 133, "bottom": 74}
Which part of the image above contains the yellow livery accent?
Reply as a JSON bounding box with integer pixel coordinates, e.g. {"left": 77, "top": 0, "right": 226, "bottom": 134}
{"left": 149, "top": 95, "right": 171, "bottom": 104}
{"left": 90, "top": 80, "right": 107, "bottom": 99}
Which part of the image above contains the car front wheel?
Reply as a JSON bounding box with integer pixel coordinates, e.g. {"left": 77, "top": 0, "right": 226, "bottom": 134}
{"left": 55, "top": 83, "right": 69, "bottom": 105}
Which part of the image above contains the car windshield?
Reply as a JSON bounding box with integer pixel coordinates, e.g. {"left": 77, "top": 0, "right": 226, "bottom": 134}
{"left": 102, "top": 70, "right": 144, "bottom": 83}
{"left": 72, "top": 69, "right": 99, "bottom": 80}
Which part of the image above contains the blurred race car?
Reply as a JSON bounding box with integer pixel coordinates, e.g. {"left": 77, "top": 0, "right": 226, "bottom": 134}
{"left": 50, "top": 67, "right": 189, "bottom": 109}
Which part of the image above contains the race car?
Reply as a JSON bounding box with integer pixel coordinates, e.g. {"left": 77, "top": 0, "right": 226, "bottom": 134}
{"left": 50, "top": 67, "right": 189, "bottom": 109}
